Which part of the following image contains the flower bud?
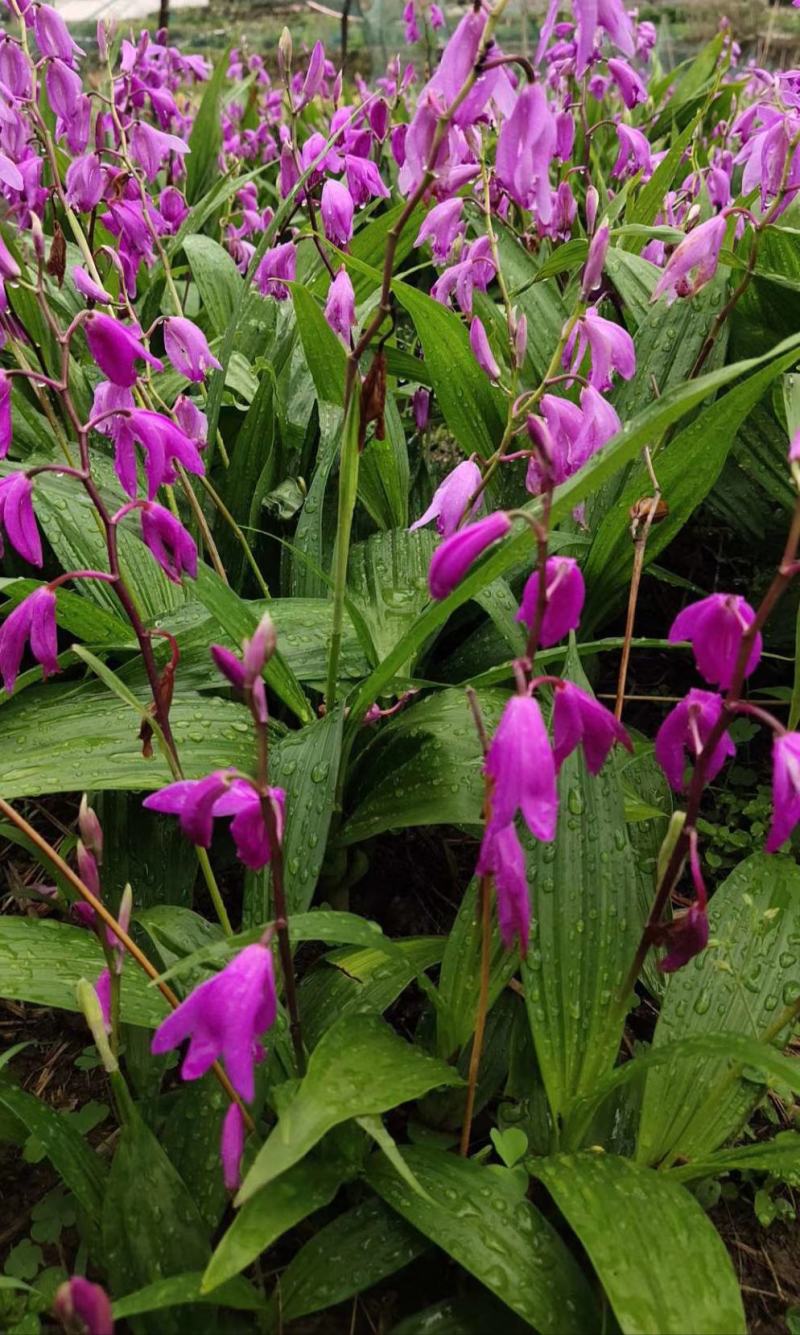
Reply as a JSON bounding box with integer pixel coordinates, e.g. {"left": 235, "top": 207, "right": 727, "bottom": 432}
{"left": 585, "top": 186, "right": 599, "bottom": 235}
{"left": 76, "top": 978, "right": 117, "bottom": 1074}
{"left": 30, "top": 212, "right": 45, "bottom": 262}
{"left": 512, "top": 311, "right": 528, "bottom": 371}
{"left": 277, "top": 26, "right": 293, "bottom": 79}
{"left": 79, "top": 794, "right": 103, "bottom": 862}
{"left": 76, "top": 841, "right": 100, "bottom": 897}
{"left": 242, "top": 612, "right": 277, "bottom": 683}
{"left": 581, "top": 224, "right": 609, "bottom": 299}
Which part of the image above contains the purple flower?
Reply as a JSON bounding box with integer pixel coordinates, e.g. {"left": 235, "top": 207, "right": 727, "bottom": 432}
{"left": 652, "top": 215, "right": 728, "bottom": 303}
{"left": 321, "top": 179, "right": 354, "bottom": 248}
{"left": 552, "top": 680, "right": 631, "bottom": 774}
{"left": 85, "top": 313, "right": 162, "bottom": 388}
{"left": 63, "top": 152, "right": 104, "bottom": 210}
{"left": 608, "top": 57, "right": 647, "bottom": 108}
{"left": 477, "top": 821, "right": 530, "bottom": 952}
{"left": 174, "top": 394, "right": 208, "bottom": 445}
{"left": 44, "top": 59, "right": 82, "bottom": 122}
{"left": 0, "top": 586, "right": 58, "bottom": 692}
{"left": 564, "top": 308, "right": 636, "bottom": 392}
{"left": 485, "top": 694, "right": 558, "bottom": 843}
{"left": 324, "top": 267, "right": 356, "bottom": 341}
{"left": 344, "top": 154, "right": 390, "bottom": 206}
{"left": 0, "top": 473, "right": 42, "bottom": 566}
{"left": 496, "top": 82, "right": 556, "bottom": 221}
{"left": 129, "top": 121, "right": 189, "bottom": 183}
{"left": 415, "top": 198, "right": 465, "bottom": 264}
{"left": 612, "top": 123, "right": 652, "bottom": 179}
{"left": 221, "top": 1102, "right": 246, "bottom": 1191}
{"left": 470, "top": 317, "right": 501, "bottom": 382}
{"left": 581, "top": 224, "right": 609, "bottom": 298}
{"left": 73, "top": 266, "right": 112, "bottom": 304}
{"left": 159, "top": 186, "right": 189, "bottom": 234}
{"left": 254, "top": 241, "right": 296, "bottom": 300}
{"left": 410, "top": 459, "right": 482, "bottom": 538}
{"left": 53, "top": 1278, "right": 112, "bottom": 1335}
{"left": 144, "top": 773, "right": 285, "bottom": 870}
{"left": 0, "top": 372, "right": 12, "bottom": 457}
{"left": 163, "top": 317, "right": 222, "bottom": 383}
{"left": 0, "top": 235, "right": 20, "bottom": 282}
{"left": 212, "top": 645, "right": 247, "bottom": 693}
{"left": 34, "top": 4, "right": 84, "bottom": 63}
{"left": 516, "top": 556, "right": 585, "bottom": 648}
{"left": 668, "top": 593, "right": 761, "bottom": 689}
{"left": 151, "top": 943, "right": 277, "bottom": 1102}
{"left": 297, "top": 40, "right": 325, "bottom": 108}
{"left": 403, "top": 0, "right": 421, "bottom": 43}
{"left": 413, "top": 387, "right": 430, "bottom": 433}
{"left": 659, "top": 901, "right": 709, "bottom": 973}
{"left": 140, "top": 502, "right": 198, "bottom": 583}
{"left": 117, "top": 408, "right": 205, "bottom": 499}
{"left": 655, "top": 688, "right": 735, "bottom": 791}
{"left": 428, "top": 511, "right": 511, "bottom": 600}
{"left": 765, "top": 732, "right": 800, "bottom": 853}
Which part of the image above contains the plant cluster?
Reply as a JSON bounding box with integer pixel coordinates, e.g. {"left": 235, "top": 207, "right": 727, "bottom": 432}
{"left": 1, "top": 0, "right": 800, "bottom": 1331}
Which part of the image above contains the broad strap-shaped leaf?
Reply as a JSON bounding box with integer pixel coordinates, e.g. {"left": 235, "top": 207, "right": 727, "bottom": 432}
{"left": 102, "top": 1102, "right": 210, "bottom": 1329}
{"left": 522, "top": 652, "right": 644, "bottom": 1122}
{"left": 0, "top": 918, "right": 167, "bottom": 1027}
{"left": 298, "top": 938, "right": 444, "bottom": 1049}
{"left": 670, "top": 1129, "right": 800, "bottom": 1184}
{"left": 531, "top": 1152, "right": 745, "bottom": 1335}
{"left": 0, "top": 681, "right": 256, "bottom": 800}
{"left": 236, "top": 1015, "right": 462, "bottom": 1203}
{"left": 184, "top": 47, "right": 229, "bottom": 202}
{"left": 436, "top": 878, "right": 518, "bottom": 1060}
{"left": 346, "top": 528, "right": 437, "bottom": 669}
{"left": 584, "top": 339, "right": 800, "bottom": 627}
{"left": 290, "top": 400, "right": 342, "bottom": 597}
{"left": 368, "top": 1147, "right": 597, "bottom": 1333}
{"left": 637, "top": 853, "right": 800, "bottom": 1168}
{"left": 275, "top": 1196, "right": 426, "bottom": 1325}
{"left": 357, "top": 391, "right": 410, "bottom": 531}
{"left": 112, "top": 1273, "right": 266, "bottom": 1320}
{"left": 394, "top": 281, "right": 504, "bottom": 460}
{"left": 291, "top": 282, "right": 346, "bottom": 405}
{"left": 183, "top": 235, "right": 243, "bottom": 337}
{"left": 271, "top": 704, "right": 344, "bottom": 914}
{"left": 343, "top": 687, "right": 506, "bottom": 845}
{"left": 203, "top": 1154, "right": 349, "bottom": 1293}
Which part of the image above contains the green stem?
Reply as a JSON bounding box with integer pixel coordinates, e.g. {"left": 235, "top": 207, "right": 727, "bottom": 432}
{"left": 325, "top": 395, "right": 361, "bottom": 711}
{"left": 196, "top": 846, "right": 234, "bottom": 935}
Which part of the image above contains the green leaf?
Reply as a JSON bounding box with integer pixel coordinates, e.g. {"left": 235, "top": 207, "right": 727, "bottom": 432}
{"left": 237, "top": 1015, "right": 462, "bottom": 1203}
{"left": 437, "top": 878, "right": 519, "bottom": 1059}
{"left": 0, "top": 918, "right": 167, "bottom": 1027}
{"left": 346, "top": 331, "right": 800, "bottom": 728}
{"left": 0, "top": 681, "right": 256, "bottom": 800}
{"left": 102, "top": 1102, "right": 210, "bottom": 1325}
{"left": 291, "top": 400, "right": 342, "bottom": 597}
{"left": 272, "top": 704, "right": 344, "bottom": 913}
{"left": 192, "top": 564, "right": 312, "bottom": 723}
{"left": 522, "top": 650, "right": 643, "bottom": 1122}
{"left": 670, "top": 1129, "right": 800, "bottom": 1184}
{"left": 276, "top": 1196, "right": 427, "bottom": 1324}
{"left": 185, "top": 48, "right": 230, "bottom": 203}
{"left": 616, "top": 741, "right": 672, "bottom": 1000}
{"left": 0, "top": 1078, "right": 106, "bottom": 1224}
{"left": 160, "top": 1080, "right": 229, "bottom": 1230}
{"left": 291, "top": 283, "right": 346, "bottom": 405}
{"left": 394, "top": 282, "right": 504, "bottom": 459}
{"left": 202, "top": 1154, "right": 348, "bottom": 1293}
{"left": 298, "top": 938, "right": 445, "bottom": 1049}
{"left": 531, "top": 1152, "right": 745, "bottom": 1335}
{"left": 637, "top": 853, "right": 800, "bottom": 1167}
{"left": 343, "top": 687, "right": 506, "bottom": 845}
{"left": 368, "top": 1147, "right": 597, "bottom": 1333}
{"left": 112, "top": 1272, "right": 265, "bottom": 1319}
{"left": 183, "top": 235, "right": 243, "bottom": 337}
{"left": 604, "top": 248, "right": 659, "bottom": 327}
{"left": 495, "top": 225, "right": 569, "bottom": 382}
{"left": 358, "top": 390, "right": 410, "bottom": 530}
{"left": 346, "top": 527, "right": 437, "bottom": 671}
{"left": 584, "top": 339, "right": 800, "bottom": 626}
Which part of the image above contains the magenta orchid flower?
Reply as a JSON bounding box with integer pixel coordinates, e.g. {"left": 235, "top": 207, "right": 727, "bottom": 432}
{"left": 581, "top": 224, "right": 609, "bottom": 298}
{"left": 413, "top": 388, "right": 430, "bottom": 434}
{"left": 344, "top": 154, "right": 390, "bottom": 206}
{"left": 470, "top": 317, "right": 501, "bottom": 382}
{"left": 73, "top": 266, "right": 112, "bottom": 304}
{"left": 608, "top": 57, "right": 647, "bottom": 108}
{"left": 495, "top": 82, "right": 556, "bottom": 221}
{"left": 564, "top": 308, "right": 636, "bottom": 393}
{"left": 652, "top": 215, "right": 728, "bottom": 303}
{"left": 765, "top": 732, "right": 800, "bottom": 853}
{"left": 34, "top": 3, "right": 84, "bottom": 63}
{"left": 115, "top": 408, "right": 205, "bottom": 499}
{"left": 324, "top": 267, "right": 356, "bottom": 341}
{"left": 0, "top": 586, "right": 58, "bottom": 692}
{"left": 144, "top": 772, "right": 285, "bottom": 871}
{"left": 151, "top": 942, "right": 278, "bottom": 1102}
{"left": 658, "top": 835, "right": 709, "bottom": 973}
{"left": 255, "top": 242, "right": 296, "bottom": 299}
{"left": 85, "top": 313, "right": 163, "bottom": 388}
{"left": 485, "top": 694, "right": 558, "bottom": 843}
{"left": 163, "top": 317, "right": 222, "bottom": 383}
{"left": 612, "top": 123, "right": 652, "bottom": 179}
{"left": 0, "top": 473, "right": 42, "bottom": 566}
{"left": 477, "top": 821, "right": 531, "bottom": 953}
{"left": 53, "top": 1278, "right": 113, "bottom": 1335}
{"left": 668, "top": 593, "right": 761, "bottom": 689}
{"left": 516, "top": 556, "right": 585, "bottom": 648}
{"left": 64, "top": 152, "right": 105, "bottom": 211}
{"left": 139, "top": 502, "right": 198, "bottom": 583}
{"left": 428, "top": 511, "right": 511, "bottom": 600}
{"left": 415, "top": 198, "right": 465, "bottom": 264}
{"left": 655, "top": 687, "right": 736, "bottom": 791}
{"left": 552, "top": 680, "right": 631, "bottom": 774}
{"left": 410, "top": 458, "right": 482, "bottom": 538}
{"left": 129, "top": 121, "right": 189, "bottom": 182}
{"left": 320, "top": 178, "right": 354, "bottom": 247}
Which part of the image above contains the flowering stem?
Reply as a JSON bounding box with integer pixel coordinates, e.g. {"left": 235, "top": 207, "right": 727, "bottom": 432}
{"left": 0, "top": 797, "right": 254, "bottom": 1130}
{"left": 619, "top": 494, "right": 800, "bottom": 1003}
{"left": 614, "top": 465, "right": 662, "bottom": 721}
{"left": 196, "top": 847, "right": 234, "bottom": 936}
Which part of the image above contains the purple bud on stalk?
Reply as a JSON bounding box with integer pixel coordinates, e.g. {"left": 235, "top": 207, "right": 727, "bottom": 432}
{"left": 79, "top": 794, "right": 103, "bottom": 862}
{"left": 76, "top": 841, "right": 100, "bottom": 896}
{"left": 428, "top": 511, "right": 511, "bottom": 600}
{"left": 469, "top": 316, "right": 501, "bottom": 382}
{"left": 320, "top": 178, "right": 354, "bottom": 247}
{"left": 581, "top": 224, "right": 609, "bottom": 298}
{"left": 140, "top": 502, "right": 198, "bottom": 584}
{"left": 324, "top": 267, "right": 356, "bottom": 341}
{"left": 221, "top": 1102, "right": 246, "bottom": 1192}
{"left": 53, "top": 1277, "right": 113, "bottom": 1335}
